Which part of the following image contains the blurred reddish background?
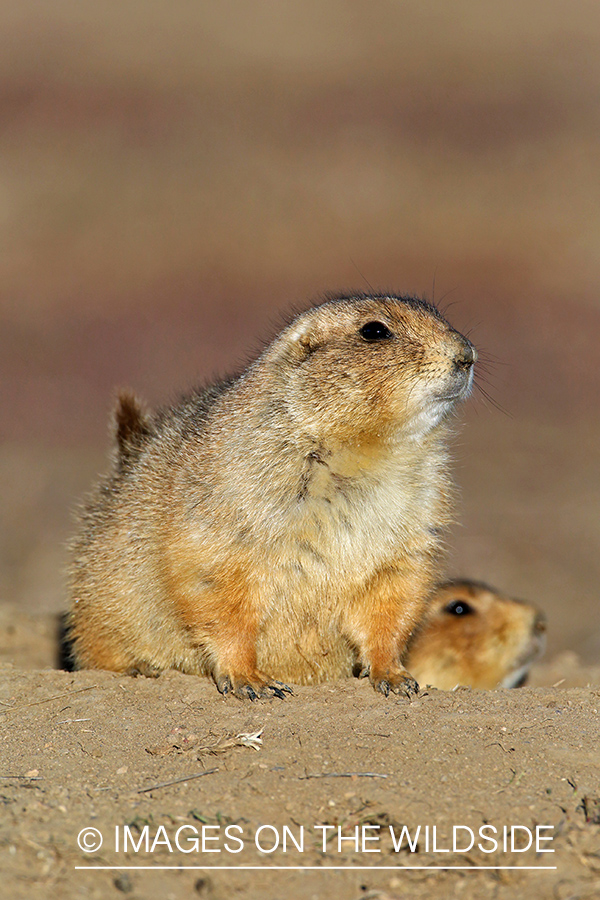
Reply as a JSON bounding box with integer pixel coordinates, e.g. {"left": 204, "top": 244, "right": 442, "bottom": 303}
{"left": 1, "top": 1, "right": 599, "bottom": 662}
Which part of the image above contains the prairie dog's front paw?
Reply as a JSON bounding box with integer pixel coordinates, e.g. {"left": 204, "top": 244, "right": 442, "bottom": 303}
{"left": 214, "top": 672, "right": 293, "bottom": 701}
{"left": 364, "top": 664, "right": 420, "bottom": 698}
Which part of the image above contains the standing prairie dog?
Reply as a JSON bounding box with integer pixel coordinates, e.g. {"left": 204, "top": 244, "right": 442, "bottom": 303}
{"left": 405, "top": 579, "right": 547, "bottom": 690}
{"left": 68, "top": 294, "right": 476, "bottom": 699}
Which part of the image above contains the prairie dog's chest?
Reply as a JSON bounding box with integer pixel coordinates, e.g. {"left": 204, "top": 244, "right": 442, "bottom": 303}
{"left": 269, "top": 443, "right": 443, "bottom": 581}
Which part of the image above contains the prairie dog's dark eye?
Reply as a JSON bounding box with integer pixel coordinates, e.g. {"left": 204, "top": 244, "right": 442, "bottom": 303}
{"left": 444, "top": 599, "right": 474, "bottom": 616}
{"left": 359, "top": 321, "right": 393, "bottom": 341}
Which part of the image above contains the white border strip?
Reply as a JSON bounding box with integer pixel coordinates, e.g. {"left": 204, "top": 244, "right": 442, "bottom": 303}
{"left": 76, "top": 865, "right": 557, "bottom": 871}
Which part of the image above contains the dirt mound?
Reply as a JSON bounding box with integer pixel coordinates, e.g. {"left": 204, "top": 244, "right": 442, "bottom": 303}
{"left": 1, "top": 606, "right": 599, "bottom": 900}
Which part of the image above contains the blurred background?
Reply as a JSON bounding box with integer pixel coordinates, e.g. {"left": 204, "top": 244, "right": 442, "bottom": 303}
{"left": 1, "top": 0, "right": 599, "bottom": 663}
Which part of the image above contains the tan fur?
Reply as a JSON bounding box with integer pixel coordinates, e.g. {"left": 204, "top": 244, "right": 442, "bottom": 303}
{"left": 404, "top": 579, "right": 547, "bottom": 690}
{"left": 67, "top": 294, "right": 475, "bottom": 699}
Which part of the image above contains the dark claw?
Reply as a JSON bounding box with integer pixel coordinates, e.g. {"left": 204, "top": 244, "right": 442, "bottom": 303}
{"left": 228, "top": 683, "right": 259, "bottom": 701}
{"left": 269, "top": 686, "right": 289, "bottom": 700}
{"left": 271, "top": 681, "right": 293, "bottom": 696}
{"left": 215, "top": 675, "right": 231, "bottom": 696}
{"left": 377, "top": 680, "right": 390, "bottom": 698}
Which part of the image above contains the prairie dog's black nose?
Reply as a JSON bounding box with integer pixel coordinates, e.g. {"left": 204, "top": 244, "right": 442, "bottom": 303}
{"left": 455, "top": 341, "right": 477, "bottom": 370}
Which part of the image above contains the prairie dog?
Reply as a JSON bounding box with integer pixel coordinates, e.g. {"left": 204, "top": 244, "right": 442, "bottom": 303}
{"left": 68, "top": 294, "right": 475, "bottom": 699}
{"left": 405, "top": 579, "right": 546, "bottom": 690}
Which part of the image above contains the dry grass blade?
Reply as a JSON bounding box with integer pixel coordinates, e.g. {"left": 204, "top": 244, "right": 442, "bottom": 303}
{"left": 299, "top": 772, "right": 388, "bottom": 780}
{"left": 0, "top": 685, "right": 98, "bottom": 715}
{"left": 137, "top": 767, "right": 219, "bottom": 794}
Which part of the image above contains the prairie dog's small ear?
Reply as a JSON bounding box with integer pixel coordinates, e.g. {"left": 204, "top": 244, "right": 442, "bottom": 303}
{"left": 289, "top": 318, "right": 313, "bottom": 347}
{"left": 285, "top": 317, "right": 326, "bottom": 359}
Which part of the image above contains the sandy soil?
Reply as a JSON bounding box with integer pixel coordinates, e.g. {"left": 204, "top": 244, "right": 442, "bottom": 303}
{"left": 1, "top": 2, "right": 600, "bottom": 898}
{"left": 1, "top": 610, "right": 600, "bottom": 900}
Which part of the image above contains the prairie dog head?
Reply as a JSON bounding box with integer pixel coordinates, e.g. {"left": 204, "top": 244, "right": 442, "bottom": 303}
{"left": 405, "top": 580, "right": 547, "bottom": 690}
{"left": 262, "top": 294, "right": 476, "bottom": 444}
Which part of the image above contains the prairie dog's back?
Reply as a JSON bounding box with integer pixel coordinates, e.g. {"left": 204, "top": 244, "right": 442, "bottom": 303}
{"left": 404, "top": 580, "right": 546, "bottom": 690}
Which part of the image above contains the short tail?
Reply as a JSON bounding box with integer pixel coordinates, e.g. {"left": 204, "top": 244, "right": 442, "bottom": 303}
{"left": 113, "top": 389, "right": 154, "bottom": 470}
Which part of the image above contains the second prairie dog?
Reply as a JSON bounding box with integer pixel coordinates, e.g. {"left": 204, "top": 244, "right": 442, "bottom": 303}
{"left": 68, "top": 294, "right": 476, "bottom": 699}
{"left": 405, "top": 579, "right": 547, "bottom": 690}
